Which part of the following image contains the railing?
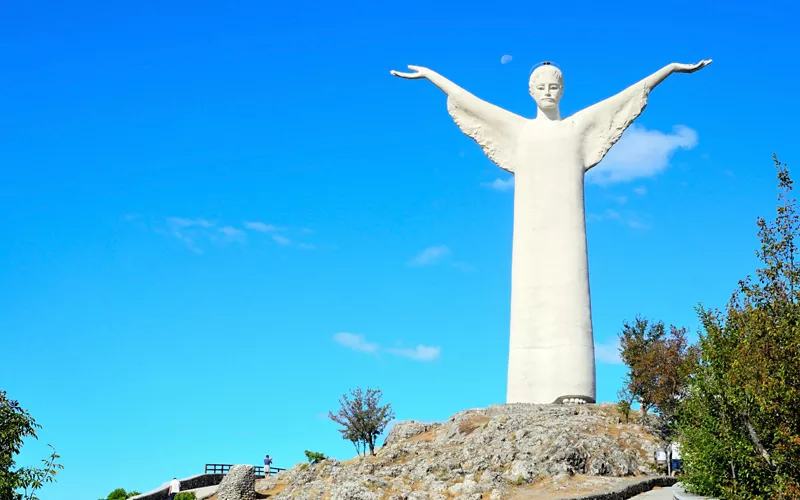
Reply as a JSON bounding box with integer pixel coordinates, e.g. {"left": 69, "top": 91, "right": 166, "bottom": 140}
{"left": 204, "top": 463, "right": 286, "bottom": 477}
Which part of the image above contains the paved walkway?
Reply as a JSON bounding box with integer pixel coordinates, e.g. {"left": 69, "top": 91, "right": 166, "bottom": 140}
{"left": 629, "top": 485, "right": 675, "bottom": 499}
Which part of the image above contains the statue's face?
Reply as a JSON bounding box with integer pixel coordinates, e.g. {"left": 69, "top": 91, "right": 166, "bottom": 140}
{"left": 529, "top": 74, "right": 563, "bottom": 110}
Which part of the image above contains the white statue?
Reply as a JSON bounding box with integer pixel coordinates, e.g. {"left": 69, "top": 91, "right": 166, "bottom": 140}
{"left": 391, "top": 59, "right": 712, "bottom": 404}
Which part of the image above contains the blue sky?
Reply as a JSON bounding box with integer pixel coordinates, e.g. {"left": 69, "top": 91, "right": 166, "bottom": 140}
{"left": 1, "top": 0, "right": 799, "bottom": 498}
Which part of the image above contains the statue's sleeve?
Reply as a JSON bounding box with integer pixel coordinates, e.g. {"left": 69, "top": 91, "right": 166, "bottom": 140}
{"left": 572, "top": 82, "right": 650, "bottom": 170}
{"left": 446, "top": 90, "right": 527, "bottom": 173}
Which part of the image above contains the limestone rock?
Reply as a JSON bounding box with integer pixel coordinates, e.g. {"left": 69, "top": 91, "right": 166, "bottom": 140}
{"left": 258, "top": 404, "right": 662, "bottom": 499}
{"left": 384, "top": 420, "right": 433, "bottom": 446}
{"left": 217, "top": 464, "right": 255, "bottom": 500}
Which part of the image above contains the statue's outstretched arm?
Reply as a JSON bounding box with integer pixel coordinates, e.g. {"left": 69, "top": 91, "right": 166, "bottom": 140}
{"left": 391, "top": 65, "right": 527, "bottom": 173}
{"left": 576, "top": 59, "right": 712, "bottom": 171}
{"left": 639, "top": 59, "right": 712, "bottom": 93}
{"left": 391, "top": 65, "right": 465, "bottom": 96}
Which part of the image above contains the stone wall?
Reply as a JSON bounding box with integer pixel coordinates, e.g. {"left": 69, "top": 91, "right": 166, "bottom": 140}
{"left": 575, "top": 476, "right": 677, "bottom": 500}
{"left": 129, "top": 474, "right": 225, "bottom": 500}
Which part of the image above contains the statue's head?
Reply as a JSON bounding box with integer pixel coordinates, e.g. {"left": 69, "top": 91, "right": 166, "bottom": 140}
{"left": 529, "top": 62, "right": 563, "bottom": 111}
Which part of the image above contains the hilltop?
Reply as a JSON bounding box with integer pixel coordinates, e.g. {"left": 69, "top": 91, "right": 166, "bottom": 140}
{"left": 244, "top": 403, "right": 666, "bottom": 499}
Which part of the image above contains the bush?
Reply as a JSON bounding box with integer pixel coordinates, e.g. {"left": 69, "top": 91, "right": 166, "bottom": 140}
{"left": 677, "top": 155, "right": 800, "bottom": 499}
{"left": 304, "top": 450, "right": 326, "bottom": 464}
{"left": 101, "top": 488, "right": 141, "bottom": 500}
{"left": 174, "top": 492, "right": 196, "bottom": 500}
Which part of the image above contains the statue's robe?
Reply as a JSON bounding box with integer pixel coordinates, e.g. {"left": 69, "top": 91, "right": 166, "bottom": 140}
{"left": 446, "top": 82, "right": 649, "bottom": 403}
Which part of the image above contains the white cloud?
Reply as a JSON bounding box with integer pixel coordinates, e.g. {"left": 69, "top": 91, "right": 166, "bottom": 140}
{"left": 451, "top": 262, "right": 474, "bottom": 272}
{"left": 409, "top": 245, "right": 451, "bottom": 266}
{"left": 587, "top": 124, "right": 698, "bottom": 185}
{"left": 173, "top": 231, "right": 203, "bottom": 254}
{"left": 500, "top": 54, "right": 513, "bottom": 64}
{"left": 633, "top": 186, "right": 648, "bottom": 195}
{"left": 218, "top": 226, "right": 246, "bottom": 241}
{"left": 298, "top": 243, "right": 316, "bottom": 250}
{"left": 244, "top": 221, "right": 280, "bottom": 232}
{"left": 482, "top": 177, "right": 515, "bottom": 192}
{"left": 610, "top": 195, "right": 628, "bottom": 205}
{"left": 595, "top": 337, "right": 622, "bottom": 364}
{"left": 386, "top": 345, "right": 441, "bottom": 362}
{"left": 333, "top": 333, "right": 379, "bottom": 354}
{"left": 587, "top": 209, "right": 649, "bottom": 230}
{"left": 167, "top": 217, "right": 215, "bottom": 228}
{"left": 272, "top": 234, "right": 292, "bottom": 246}
{"left": 333, "top": 333, "right": 441, "bottom": 362}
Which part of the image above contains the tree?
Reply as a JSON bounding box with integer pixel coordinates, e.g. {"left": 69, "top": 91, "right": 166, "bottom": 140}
{"left": 304, "top": 450, "right": 326, "bottom": 464}
{"left": 0, "top": 390, "right": 63, "bottom": 500}
{"left": 98, "top": 488, "right": 141, "bottom": 500}
{"left": 617, "top": 316, "right": 698, "bottom": 432}
{"left": 678, "top": 155, "right": 800, "bottom": 499}
{"left": 328, "top": 387, "right": 394, "bottom": 457}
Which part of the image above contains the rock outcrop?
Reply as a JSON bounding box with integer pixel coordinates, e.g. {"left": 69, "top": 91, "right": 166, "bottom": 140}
{"left": 256, "top": 404, "right": 663, "bottom": 499}
{"left": 217, "top": 464, "right": 256, "bottom": 500}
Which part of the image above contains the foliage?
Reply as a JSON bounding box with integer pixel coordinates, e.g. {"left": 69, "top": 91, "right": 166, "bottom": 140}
{"left": 99, "top": 487, "right": 141, "bottom": 500}
{"left": 174, "top": 493, "right": 196, "bottom": 500}
{"left": 615, "top": 387, "right": 634, "bottom": 424}
{"left": 0, "top": 390, "right": 63, "bottom": 500}
{"left": 617, "top": 316, "right": 698, "bottom": 434}
{"left": 304, "top": 450, "right": 326, "bottom": 464}
{"left": 328, "top": 387, "right": 395, "bottom": 457}
{"left": 677, "top": 155, "right": 800, "bottom": 499}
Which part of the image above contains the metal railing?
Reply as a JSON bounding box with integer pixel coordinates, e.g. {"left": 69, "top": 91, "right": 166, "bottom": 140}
{"left": 204, "top": 463, "right": 286, "bottom": 477}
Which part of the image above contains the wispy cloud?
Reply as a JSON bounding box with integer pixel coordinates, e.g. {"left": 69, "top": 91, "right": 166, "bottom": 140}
{"left": 587, "top": 124, "right": 698, "bottom": 185}
{"left": 135, "top": 216, "right": 321, "bottom": 253}
{"left": 167, "top": 217, "right": 215, "bottom": 228}
{"left": 385, "top": 345, "right": 441, "bottom": 361}
{"left": 482, "top": 177, "right": 515, "bottom": 192}
{"left": 409, "top": 245, "right": 451, "bottom": 266}
{"left": 588, "top": 209, "right": 650, "bottom": 230}
{"left": 500, "top": 54, "right": 513, "bottom": 64}
{"left": 272, "top": 234, "right": 292, "bottom": 246}
{"left": 333, "top": 333, "right": 379, "bottom": 354}
{"left": 451, "top": 262, "right": 474, "bottom": 272}
{"left": 333, "top": 333, "right": 441, "bottom": 362}
{"left": 244, "top": 221, "right": 281, "bottom": 232}
{"left": 595, "top": 337, "right": 622, "bottom": 364}
{"left": 609, "top": 195, "right": 628, "bottom": 205}
{"left": 633, "top": 186, "right": 648, "bottom": 196}
{"left": 218, "top": 226, "right": 246, "bottom": 241}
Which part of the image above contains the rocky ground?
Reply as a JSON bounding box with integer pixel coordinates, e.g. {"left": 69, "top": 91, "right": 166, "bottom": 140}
{"left": 248, "top": 403, "right": 664, "bottom": 499}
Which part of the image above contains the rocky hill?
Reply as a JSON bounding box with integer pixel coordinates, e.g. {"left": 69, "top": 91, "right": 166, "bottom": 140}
{"left": 253, "top": 403, "right": 664, "bottom": 499}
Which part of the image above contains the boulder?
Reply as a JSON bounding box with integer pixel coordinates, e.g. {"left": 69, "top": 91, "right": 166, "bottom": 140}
{"left": 217, "top": 464, "right": 255, "bottom": 500}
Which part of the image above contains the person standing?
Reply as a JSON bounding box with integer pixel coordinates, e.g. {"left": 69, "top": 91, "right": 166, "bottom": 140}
{"left": 670, "top": 441, "right": 683, "bottom": 476}
{"left": 167, "top": 477, "right": 180, "bottom": 500}
{"left": 263, "top": 454, "right": 273, "bottom": 476}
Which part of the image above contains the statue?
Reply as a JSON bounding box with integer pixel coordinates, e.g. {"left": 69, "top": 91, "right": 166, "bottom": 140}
{"left": 390, "top": 59, "right": 712, "bottom": 405}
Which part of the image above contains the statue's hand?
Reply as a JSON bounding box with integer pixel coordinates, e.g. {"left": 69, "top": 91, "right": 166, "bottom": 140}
{"left": 390, "top": 65, "right": 431, "bottom": 80}
{"left": 673, "top": 59, "right": 713, "bottom": 73}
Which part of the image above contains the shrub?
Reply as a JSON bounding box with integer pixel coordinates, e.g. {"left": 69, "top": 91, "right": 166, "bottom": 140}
{"left": 304, "top": 450, "right": 326, "bottom": 464}
{"left": 174, "top": 492, "right": 196, "bottom": 500}
{"left": 677, "top": 155, "right": 800, "bottom": 499}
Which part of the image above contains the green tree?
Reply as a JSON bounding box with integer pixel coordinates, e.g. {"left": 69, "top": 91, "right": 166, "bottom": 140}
{"left": 678, "top": 155, "right": 800, "bottom": 499}
{"left": 304, "top": 450, "right": 326, "bottom": 464}
{"left": 328, "top": 387, "right": 394, "bottom": 456}
{"left": 98, "top": 487, "right": 141, "bottom": 500}
{"left": 617, "top": 316, "right": 698, "bottom": 433}
{"left": 0, "top": 390, "right": 63, "bottom": 500}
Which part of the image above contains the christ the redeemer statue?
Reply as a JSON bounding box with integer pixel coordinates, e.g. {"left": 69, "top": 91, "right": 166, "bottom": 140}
{"left": 391, "top": 59, "right": 711, "bottom": 405}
